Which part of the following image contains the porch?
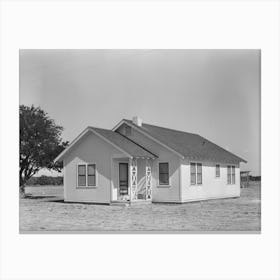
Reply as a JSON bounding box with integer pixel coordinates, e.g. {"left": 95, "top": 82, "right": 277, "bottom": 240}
{"left": 111, "top": 156, "right": 154, "bottom": 205}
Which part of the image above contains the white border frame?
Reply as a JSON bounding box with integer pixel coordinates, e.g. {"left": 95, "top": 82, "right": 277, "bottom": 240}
{"left": 1, "top": 1, "right": 279, "bottom": 280}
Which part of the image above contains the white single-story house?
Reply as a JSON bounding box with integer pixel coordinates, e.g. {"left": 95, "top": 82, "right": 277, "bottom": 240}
{"left": 55, "top": 117, "right": 246, "bottom": 204}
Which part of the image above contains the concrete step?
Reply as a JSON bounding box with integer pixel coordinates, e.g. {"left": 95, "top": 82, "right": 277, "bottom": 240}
{"left": 110, "top": 200, "right": 152, "bottom": 206}
{"left": 110, "top": 201, "right": 130, "bottom": 206}
{"left": 130, "top": 200, "right": 152, "bottom": 205}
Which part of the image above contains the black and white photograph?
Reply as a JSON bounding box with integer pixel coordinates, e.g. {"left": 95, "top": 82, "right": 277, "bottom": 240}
{"left": 1, "top": 1, "right": 280, "bottom": 279}
{"left": 19, "top": 49, "right": 261, "bottom": 232}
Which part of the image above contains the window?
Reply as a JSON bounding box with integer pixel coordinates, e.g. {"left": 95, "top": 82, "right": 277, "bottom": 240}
{"left": 227, "top": 166, "right": 231, "bottom": 184}
{"left": 197, "top": 163, "right": 202, "bottom": 184}
{"left": 77, "top": 163, "right": 97, "bottom": 187}
{"left": 232, "top": 166, "right": 235, "bottom": 184}
{"left": 216, "top": 164, "right": 220, "bottom": 177}
{"left": 159, "top": 162, "right": 169, "bottom": 185}
{"left": 227, "top": 165, "right": 236, "bottom": 184}
{"left": 88, "top": 164, "right": 96, "bottom": 186}
{"left": 190, "top": 163, "right": 202, "bottom": 185}
{"left": 190, "top": 163, "right": 196, "bottom": 185}
{"left": 78, "top": 164, "right": 86, "bottom": 186}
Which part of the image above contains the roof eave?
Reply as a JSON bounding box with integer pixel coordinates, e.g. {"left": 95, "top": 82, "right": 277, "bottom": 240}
{"left": 183, "top": 155, "right": 247, "bottom": 164}
{"left": 54, "top": 127, "right": 90, "bottom": 162}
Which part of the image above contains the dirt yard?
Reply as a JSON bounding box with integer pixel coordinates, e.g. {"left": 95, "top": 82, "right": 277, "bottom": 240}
{"left": 19, "top": 183, "right": 261, "bottom": 232}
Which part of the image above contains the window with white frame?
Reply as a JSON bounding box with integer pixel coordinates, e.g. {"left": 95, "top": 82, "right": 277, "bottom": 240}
{"left": 197, "top": 163, "right": 202, "bottom": 184}
{"left": 227, "top": 165, "right": 235, "bottom": 185}
{"left": 227, "top": 165, "right": 231, "bottom": 184}
{"left": 190, "top": 163, "right": 196, "bottom": 185}
{"left": 78, "top": 164, "right": 86, "bottom": 186}
{"left": 88, "top": 164, "right": 96, "bottom": 186}
{"left": 232, "top": 166, "right": 235, "bottom": 184}
{"left": 158, "top": 162, "right": 169, "bottom": 185}
{"left": 190, "top": 162, "right": 202, "bottom": 185}
{"left": 77, "top": 163, "right": 97, "bottom": 187}
{"left": 216, "top": 164, "right": 220, "bottom": 177}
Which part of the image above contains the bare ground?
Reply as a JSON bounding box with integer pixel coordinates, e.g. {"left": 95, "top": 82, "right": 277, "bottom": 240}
{"left": 19, "top": 183, "right": 261, "bottom": 232}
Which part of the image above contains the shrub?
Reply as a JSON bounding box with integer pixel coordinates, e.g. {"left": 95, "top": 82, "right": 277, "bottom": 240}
{"left": 26, "top": 175, "right": 63, "bottom": 186}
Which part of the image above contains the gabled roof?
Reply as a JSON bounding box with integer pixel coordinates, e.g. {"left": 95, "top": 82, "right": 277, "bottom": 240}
{"left": 119, "top": 119, "right": 246, "bottom": 163}
{"left": 55, "top": 126, "right": 157, "bottom": 162}
{"left": 89, "top": 127, "right": 157, "bottom": 158}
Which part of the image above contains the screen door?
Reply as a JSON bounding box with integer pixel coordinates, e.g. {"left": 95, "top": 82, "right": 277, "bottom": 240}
{"left": 119, "top": 163, "right": 129, "bottom": 196}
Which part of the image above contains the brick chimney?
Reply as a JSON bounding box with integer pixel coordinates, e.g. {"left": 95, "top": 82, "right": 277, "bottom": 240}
{"left": 132, "top": 116, "right": 142, "bottom": 127}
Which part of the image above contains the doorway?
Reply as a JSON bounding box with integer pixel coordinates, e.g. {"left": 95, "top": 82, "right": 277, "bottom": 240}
{"left": 119, "top": 162, "right": 129, "bottom": 198}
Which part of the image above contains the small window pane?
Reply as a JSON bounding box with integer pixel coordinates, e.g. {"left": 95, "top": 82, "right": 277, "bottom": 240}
{"left": 191, "top": 173, "right": 196, "bottom": 185}
{"left": 216, "top": 164, "right": 220, "bottom": 177}
{"left": 197, "top": 174, "right": 202, "bottom": 184}
{"left": 78, "top": 165, "right": 86, "bottom": 175}
{"left": 88, "top": 164, "right": 96, "bottom": 175}
{"left": 190, "top": 163, "right": 196, "bottom": 173}
{"left": 159, "top": 163, "right": 168, "bottom": 173}
{"left": 88, "top": 175, "right": 96, "bottom": 186}
{"left": 232, "top": 166, "right": 235, "bottom": 184}
{"left": 197, "top": 163, "right": 202, "bottom": 173}
{"left": 159, "top": 174, "right": 169, "bottom": 185}
{"left": 227, "top": 166, "right": 232, "bottom": 184}
{"left": 78, "top": 175, "right": 86, "bottom": 186}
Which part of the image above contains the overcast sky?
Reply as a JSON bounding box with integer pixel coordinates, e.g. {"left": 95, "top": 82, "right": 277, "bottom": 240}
{"left": 20, "top": 49, "right": 260, "bottom": 175}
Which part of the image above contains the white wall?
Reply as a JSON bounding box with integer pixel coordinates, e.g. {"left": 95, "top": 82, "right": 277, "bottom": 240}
{"left": 63, "top": 131, "right": 127, "bottom": 203}
{"left": 180, "top": 159, "right": 240, "bottom": 202}
{"left": 116, "top": 124, "right": 181, "bottom": 202}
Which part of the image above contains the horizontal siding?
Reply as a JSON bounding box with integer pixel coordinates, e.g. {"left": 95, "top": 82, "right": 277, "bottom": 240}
{"left": 181, "top": 160, "right": 240, "bottom": 202}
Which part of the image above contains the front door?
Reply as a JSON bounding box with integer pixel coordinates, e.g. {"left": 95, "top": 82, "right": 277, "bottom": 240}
{"left": 119, "top": 163, "right": 129, "bottom": 199}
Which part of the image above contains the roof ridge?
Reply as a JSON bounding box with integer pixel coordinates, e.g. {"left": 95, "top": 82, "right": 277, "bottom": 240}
{"left": 124, "top": 119, "right": 198, "bottom": 136}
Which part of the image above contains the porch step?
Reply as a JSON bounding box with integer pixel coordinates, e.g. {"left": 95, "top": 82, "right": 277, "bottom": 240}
{"left": 110, "top": 200, "right": 152, "bottom": 206}
{"left": 110, "top": 201, "right": 130, "bottom": 207}
{"left": 130, "top": 200, "right": 152, "bottom": 205}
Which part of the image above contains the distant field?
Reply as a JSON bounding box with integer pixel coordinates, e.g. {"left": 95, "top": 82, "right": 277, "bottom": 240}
{"left": 20, "top": 182, "right": 261, "bottom": 232}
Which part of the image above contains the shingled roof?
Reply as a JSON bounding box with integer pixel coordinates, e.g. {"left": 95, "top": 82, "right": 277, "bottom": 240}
{"left": 56, "top": 119, "right": 246, "bottom": 163}
{"left": 89, "top": 127, "right": 157, "bottom": 158}
{"left": 122, "top": 120, "right": 246, "bottom": 163}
